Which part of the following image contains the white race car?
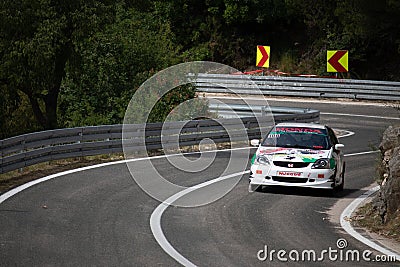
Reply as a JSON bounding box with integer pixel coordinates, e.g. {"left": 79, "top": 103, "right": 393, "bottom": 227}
{"left": 249, "top": 123, "right": 345, "bottom": 193}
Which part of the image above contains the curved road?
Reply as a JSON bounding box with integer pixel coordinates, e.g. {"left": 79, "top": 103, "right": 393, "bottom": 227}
{"left": 1, "top": 99, "right": 399, "bottom": 266}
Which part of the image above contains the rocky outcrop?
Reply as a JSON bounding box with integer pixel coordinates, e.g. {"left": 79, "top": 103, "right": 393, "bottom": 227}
{"left": 373, "top": 125, "right": 400, "bottom": 223}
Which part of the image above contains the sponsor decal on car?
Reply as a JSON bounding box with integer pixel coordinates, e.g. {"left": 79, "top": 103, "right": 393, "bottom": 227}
{"left": 258, "top": 148, "right": 325, "bottom": 156}
{"left": 277, "top": 171, "right": 302, "bottom": 177}
{"left": 267, "top": 134, "right": 281, "bottom": 138}
{"left": 251, "top": 153, "right": 257, "bottom": 164}
{"left": 330, "top": 158, "right": 336, "bottom": 168}
{"left": 259, "top": 148, "right": 289, "bottom": 155}
{"left": 275, "top": 127, "right": 324, "bottom": 134}
{"left": 253, "top": 148, "right": 328, "bottom": 164}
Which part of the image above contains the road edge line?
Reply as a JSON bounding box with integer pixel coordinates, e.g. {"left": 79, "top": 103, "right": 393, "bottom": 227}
{"left": 0, "top": 147, "right": 252, "bottom": 203}
{"left": 340, "top": 185, "right": 400, "bottom": 261}
{"left": 150, "top": 171, "right": 249, "bottom": 267}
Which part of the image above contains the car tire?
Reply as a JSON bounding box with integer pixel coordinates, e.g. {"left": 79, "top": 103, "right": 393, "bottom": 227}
{"left": 330, "top": 171, "right": 339, "bottom": 197}
{"left": 337, "top": 164, "right": 345, "bottom": 191}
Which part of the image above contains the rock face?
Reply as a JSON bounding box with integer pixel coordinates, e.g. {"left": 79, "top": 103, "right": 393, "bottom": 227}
{"left": 380, "top": 125, "right": 400, "bottom": 152}
{"left": 373, "top": 126, "right": 400, "bottom": 223}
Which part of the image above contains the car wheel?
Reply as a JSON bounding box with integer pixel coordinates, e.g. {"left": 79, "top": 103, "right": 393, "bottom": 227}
{"left": 337, "top": 164, "right": 345, "bottom": 191}
{"left": 329, "top": 169, "right": 339, "bottom": 197}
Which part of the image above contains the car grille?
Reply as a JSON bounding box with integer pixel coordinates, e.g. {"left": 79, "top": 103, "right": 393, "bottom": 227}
{"left": 272, "top": 177, "right": 308, "bottom": 183}
{"left": 273, "top": 161, "right": 310, "bottom": 168}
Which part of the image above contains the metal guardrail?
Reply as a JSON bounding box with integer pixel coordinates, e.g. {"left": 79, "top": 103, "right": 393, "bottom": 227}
{"left": 0, "top": 118, "right": 259, "bottom": 174}
{"left": 193, "top": 73, "right": 400, "bottom": 101}
{"left": 0, "top": 108, "right": 320, "bottom": 174}
{"left": 209, "top": 104, "right": 319, "bottom": 122}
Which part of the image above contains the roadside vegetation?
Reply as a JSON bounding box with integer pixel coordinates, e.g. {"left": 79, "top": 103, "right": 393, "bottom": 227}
{"left": 1, "top": 0, "right": 400, "bottom": 138}
{"left": 1, "top": 1, "right": 400, "bottom": 243}
{"left": 354, "top": 203, "right": 400, "bottom": 243}
{"left": 353, "top": 125, "right": 400, "bottom": 242}
{"left": 0, "top": 155, "right": 124, "bottom": 194}
{"left": 0, "top": 141, "right": 235, "bottom": 193}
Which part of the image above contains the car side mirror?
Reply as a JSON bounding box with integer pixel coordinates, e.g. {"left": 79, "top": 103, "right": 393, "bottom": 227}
{"left": 250, "top": 139, "right": 260, "bottom": 147}
{"left": 335, "top": 144, "right": 344, "bottom": 151}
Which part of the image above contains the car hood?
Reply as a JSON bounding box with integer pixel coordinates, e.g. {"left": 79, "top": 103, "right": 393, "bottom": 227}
{"left": 256, "top": 147, "right": 330, "bottom": 163}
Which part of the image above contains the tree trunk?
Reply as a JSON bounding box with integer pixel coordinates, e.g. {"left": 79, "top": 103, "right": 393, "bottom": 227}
{"left": 44, "top": 89, "right": 59, "bottom": 130}
{"left": 44, "top": 42, "right": 71, "bottom": 130}
{"left": 29, "top": 43, "right": 70, "bottom": 130}
{"left": 27, "top": 93, "right": 47, "bottom": 129}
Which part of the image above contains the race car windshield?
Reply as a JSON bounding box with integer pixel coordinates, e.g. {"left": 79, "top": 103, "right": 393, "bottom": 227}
{"left": 261, "top": 127, "right": 330, "bottom": 150}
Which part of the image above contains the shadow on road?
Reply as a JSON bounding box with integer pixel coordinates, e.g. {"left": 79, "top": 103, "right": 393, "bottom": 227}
{"left": 254, "top": 185, "right": 363, "bottom": 199}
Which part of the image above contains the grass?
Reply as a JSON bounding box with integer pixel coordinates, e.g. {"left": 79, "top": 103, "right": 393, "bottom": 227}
{"left": 0, "top": 154, "right": 125, "bottom": 194}
{"left": 353, "top": 202, "right": 400, "bottom": 243}
{"left": 388, "top": 101, "right": 400, "bottom": 116}
{"left": 351, "top": 144, "right": 400, "bottom": 243}
{"left": 279, "top": 52, "right": 297, "bottom": 73}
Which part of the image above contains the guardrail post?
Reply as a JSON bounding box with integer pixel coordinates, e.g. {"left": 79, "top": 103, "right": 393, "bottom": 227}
{"left": 195, "top": 121, "right": 200, "bottom": 150}
{"left": 0, "top": 139, "right": 3, "bottom": 174}
{"left": 261, "top": 106, "right": 266, "bottom": 117}
{"left": 0, "top": 107, "right": 320, "bottom": 174}
{"left": 106, "top": 128, "right": 111, "bottom": 156}
{"left": 18, "top": 138, "right": 25, "bottom": 173}
{"left": 79, "top": 128, "right": 83, "bottom": 159}
{"left": 194, "top": 73, "right": 400, "bottom": 101}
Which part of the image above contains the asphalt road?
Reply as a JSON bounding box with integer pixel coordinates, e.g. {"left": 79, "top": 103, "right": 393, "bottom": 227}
{"left": 1, "top": 98, "right": 399, "bottom": 266}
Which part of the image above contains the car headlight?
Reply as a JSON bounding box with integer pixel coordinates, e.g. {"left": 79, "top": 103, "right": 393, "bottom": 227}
{"left": 255, "top": 155, "right": 270, "bottom": 165}
{"left": 311, "top": 158, "right": 330, "bottom": 169}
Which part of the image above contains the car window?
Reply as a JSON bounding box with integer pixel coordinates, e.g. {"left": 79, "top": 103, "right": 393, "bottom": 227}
{"left": 261, "top": 126, "right": 330, "bottom": 150}
{"left": 327, "top": 127, "right": 338, "bottom": 146}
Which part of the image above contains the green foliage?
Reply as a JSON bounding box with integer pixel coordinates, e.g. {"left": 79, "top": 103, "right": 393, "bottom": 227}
{"left": 0, "top": 0, "right": 117, "bottom": 132}
{"left": 2, "top": 0, "right": 400, "bottom": 138}
{"left": 0, "top": 86, "right": 41, "bottom": 139}
{"left": 149, "top": 84, "right": 209, "bottom": 123}
{"left": 58, "top": 7, "right": 181, "bottom": 128}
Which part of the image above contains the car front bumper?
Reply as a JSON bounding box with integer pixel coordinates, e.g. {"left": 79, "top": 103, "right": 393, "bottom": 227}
{"left": 249, "top": 165, "right": 335, "bottom": 189}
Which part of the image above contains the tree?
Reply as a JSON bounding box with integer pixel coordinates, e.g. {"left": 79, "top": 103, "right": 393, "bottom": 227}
{"left": 59, "top": 7, "right": 181, "bottom": 127}
{"left": 335, "top": 0, "right": 400, "bottom": 79}
{"left": 0, "top": 0, "right": 116, "bottom": 130}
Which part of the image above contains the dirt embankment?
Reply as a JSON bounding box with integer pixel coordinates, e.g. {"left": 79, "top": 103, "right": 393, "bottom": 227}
{"left": 355, "top": 125, "right": 400, "bottom": 241}
{"left": 374, "top": 126, "right": 400, "bottom": 224}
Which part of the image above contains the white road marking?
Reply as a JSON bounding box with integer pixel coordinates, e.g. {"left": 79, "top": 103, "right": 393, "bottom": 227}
{"left": 148, "top": 150, "right": 383, "bottom": 266}
{"left": 0, "top": 150, "right": 249, "bottom": 266}
{"left": 344, "top": 150, "right": 379, "bottom": 157}
{"left": 0, "top": 145, "right": 396, "bottom": 265}
{"left": 201, "top": 94, "right": 390, "bottom": 107}
{"left": 150, "top": 171, "right": 249, "bottom": 267}
{"left": 201, "top": 94, "right": 400, "bottom": 120}
{"left": 0, "top": 147, "right": 251, "bottom": 204}
{"left": 340, "top": 186, "right": 400, "bottom": 261}
{"left": 322, "top": 112, "right": 400, "bottom": 120}
{"left": 338, "top": 130, "right": 355, "bottom": 138}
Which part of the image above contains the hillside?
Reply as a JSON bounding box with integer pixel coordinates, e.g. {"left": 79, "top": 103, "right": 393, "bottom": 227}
{"left": 1, "top": 0, "right": 400, "bottom": 138}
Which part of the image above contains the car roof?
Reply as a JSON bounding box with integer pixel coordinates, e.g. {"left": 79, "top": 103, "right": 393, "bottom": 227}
{"left": 275, "top": 122, "right": 326, "bottom": 129}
